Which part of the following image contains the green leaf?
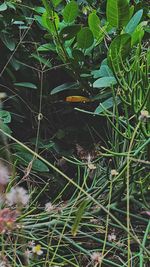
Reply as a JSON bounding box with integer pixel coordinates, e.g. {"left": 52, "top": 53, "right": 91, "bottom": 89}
{"left": 51, "top": 0, "right": 62, "bottom": 7}
{"left": 30, "top": 139, "right": 55, "bottom": 149}
{"left": 6, "top": 2, "right": 15, "bottom": 10}
{"left": 125, "top": 9, "right": 143, "bottom": 34}
{"left": 34, "top": 6, "right": 45, "bottom": 14}
{"left": 1, "top": 32, "right": 15, "bottom": 51}
{"left": 91, "top": 59, "right": 114, "bottom": 78}
{"left": 71, "top": 199, "right": 89, "bottom": 237}
{"left": 63, "top": 0, "right": 79, "bottom": 23}
{"left": 131, "top": 21, "right": 145, "bottom": 46}
{"left": 94, "top": 97, "right": 121, "bottom": 114}
{"left": 34, "top": 15, "right": 43, "bottom": 26}
{"left": 108, "top": 33, "right": 131, "bottom": 70}
{"left": 0, "top": 121, "right": 12, "bottom": 135}
{"left": 59, "top": 25, "right": 81, "bottom": 40}
{"left": 50, "top": 82, "right": 79, "bottom": 95}
{"left": 129, "top": 5, "right": 134, "bottom": 19}
{"left": 15, "top": 152, "right": 49, "bottom": 172}
{"left": 93, "top": 77, "right": 117, "bottom": 88}
{"left": 10, "top": 57, "right": 20, "bottom": 71}
{"left": 14, "top": 82, "right": 37, "bottom": 89}
{"left": 0, "top": 2, "right": 7, "bottom": 11}
{"left": 77, "top": 27, "right": 94, "bottom": 49}
{"left": 42, "top": 11, "right": 59, "bottom": 34}
{"left": 72, "top": 49, "right": 85, "bottom": 62}
{"left": 92, "top": 65, "right": 113, "bottom": 78}
{"left": 88, "top": 11, "right": 100, "bottom": 39}
{"left": 31, "top": 53, "right": 52, "bottom": 67}
{"left": 106, "top": 0, "right": 130, "bottom": 28}
{"left": 37, "top": 43, "right": 56, "bottom": 52}
{"left": 0, "top": 110, "right": 11, "bottom": 123}
{"left": 88, "top": 12, "right": 109, "bottom": 44}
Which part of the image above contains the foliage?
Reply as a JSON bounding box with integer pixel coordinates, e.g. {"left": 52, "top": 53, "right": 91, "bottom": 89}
{"left": 0, "top": 0, "right": 149, "bottom": 266}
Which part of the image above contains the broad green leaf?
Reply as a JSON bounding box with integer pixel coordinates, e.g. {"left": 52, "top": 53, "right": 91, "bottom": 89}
{"left": 1, "top": 33, "right": 15, "bottom": 51}
{"left": 50, "top": 82, "right": 79, "bottom": 95}
{"left": 51, "top": 0, "right": 62, "bottom": 7}
{"left": 15, "top": 152, "right": 49, "bottom": 172}
{"left": 91, "top": 59, "right": 114, "bottom": 78}
{"left": 59, "top": 25, "right": 81, "bottom": 40}
{"left": 96, "top": 23, "right": 110, "bottom": 44}
{"left": 0, "top": 2, "right": 7, "bottom": 11}
{"left": 106, "top": 0, "right": 130, "bottom": 28}
{"left": 34, "top": 6, "right": 45, "bottom": 14}
{"left": 63, "top": 1, "right": 79, "bottom": 23}
{"left": 125, "top": 9, "right": 143, "bottom": 34}
{"left": 94, "top": 97, "right": 121, "bottom": 114}
{"left": 71, "top": 199, "right": 89, "bottom": 237}
{"left": 34, "top": 15, "right": 43, "bottom": 26}
{"left": 0, "top": 121, "right": 12, "bottom": 135}
{"left": 108, "top": 33, "right": 131, "bottom": 70}
{"left": 72, "top": 49, "right": 85, "bottom": 62}
{"left": 37, "top": 43, "right": 56, "bottom": 52}
{"left": 77, "top": 27, "right": 94, "bottom": 49}
{"left": 92, "top": 65, "right": 113, "bottom": 78}
{"left": 88, "top": 13, "right": 108, "bottom": 44}
{"left": 93, "top": 77, "right": 117, "bottom": 88}
{"left": 42, "top": 11, "right": 59, "bottom": 34}
{"left": 6, "top": 2, "right": 15, "bottom": 10}
{"left": 10, "top": 57, "right": 20, "bottom": 71}
{"left": 131, "top": 21, "right": 145, "bottom": 46}
{"left": 14, "top": 82, "right": 37, "bottom": 89}
{"left": 0, "top": 110, "right": 11, "bottom": 123}
{"left": 88, "top": 12, "right": 100, "bottom": 39}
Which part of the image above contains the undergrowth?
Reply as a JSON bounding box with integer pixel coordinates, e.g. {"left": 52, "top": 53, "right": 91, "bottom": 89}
{"left": 0, "top": 0, "right": 149, "bottom": 266}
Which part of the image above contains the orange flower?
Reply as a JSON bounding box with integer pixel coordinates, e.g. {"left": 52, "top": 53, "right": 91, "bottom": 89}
{"left": 65, "top": 96, "right": 91, "bottom": 103}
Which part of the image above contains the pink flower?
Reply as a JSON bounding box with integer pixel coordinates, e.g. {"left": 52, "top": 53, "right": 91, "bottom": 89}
{"left": 0, "top": 208, "right": 18, "bottom": 233}
{"left": 91, "top": 252, "right": 103, "bottom": 264}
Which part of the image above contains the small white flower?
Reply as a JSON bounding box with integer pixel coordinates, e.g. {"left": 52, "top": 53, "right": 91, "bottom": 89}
{"left": 0, "top": 92, "right": 7, "bottom": 99}
{"left": 91, "top": 252, "right": 103, "bottom": 264}
{"left": 32, "top": 244, "right": 43, "bottom": 255}
{"left": 139, "top": 110, "right": 150, "bottom": 121}
{"left": 45, "top": 202, "right": 55, "bottom": 212}
{"left": 6, "top": 186, "right": 29, "bottom": 207}
{"left": 0, "top": 163, "right": 10, "bottom": 185}
{"left": 88, "top": 162, "right": 96, "bottom": 170}
{"left": 111, "top": 169, "right": 119, "bottom": 176}
{"left": 108, "top": 232, "right": 116, "bottom": 242}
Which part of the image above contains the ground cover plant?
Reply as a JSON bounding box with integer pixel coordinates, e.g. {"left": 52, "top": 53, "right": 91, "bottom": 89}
{"left": 0, "top": 0, "right": 149, "bottom": 266}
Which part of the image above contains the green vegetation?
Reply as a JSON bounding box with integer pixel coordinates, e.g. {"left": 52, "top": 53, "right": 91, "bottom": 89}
{"left": 0, "top": 0, "right": 149, "bottom": 266}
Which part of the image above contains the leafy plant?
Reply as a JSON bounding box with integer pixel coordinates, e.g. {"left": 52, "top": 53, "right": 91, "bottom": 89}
{"left": 0, "top": 0, "right": 149, "bottom": 266}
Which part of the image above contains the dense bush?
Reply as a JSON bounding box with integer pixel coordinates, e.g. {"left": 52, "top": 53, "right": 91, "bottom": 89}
{"left": 0, "top": 0, "right": 149, "bottom": 266}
